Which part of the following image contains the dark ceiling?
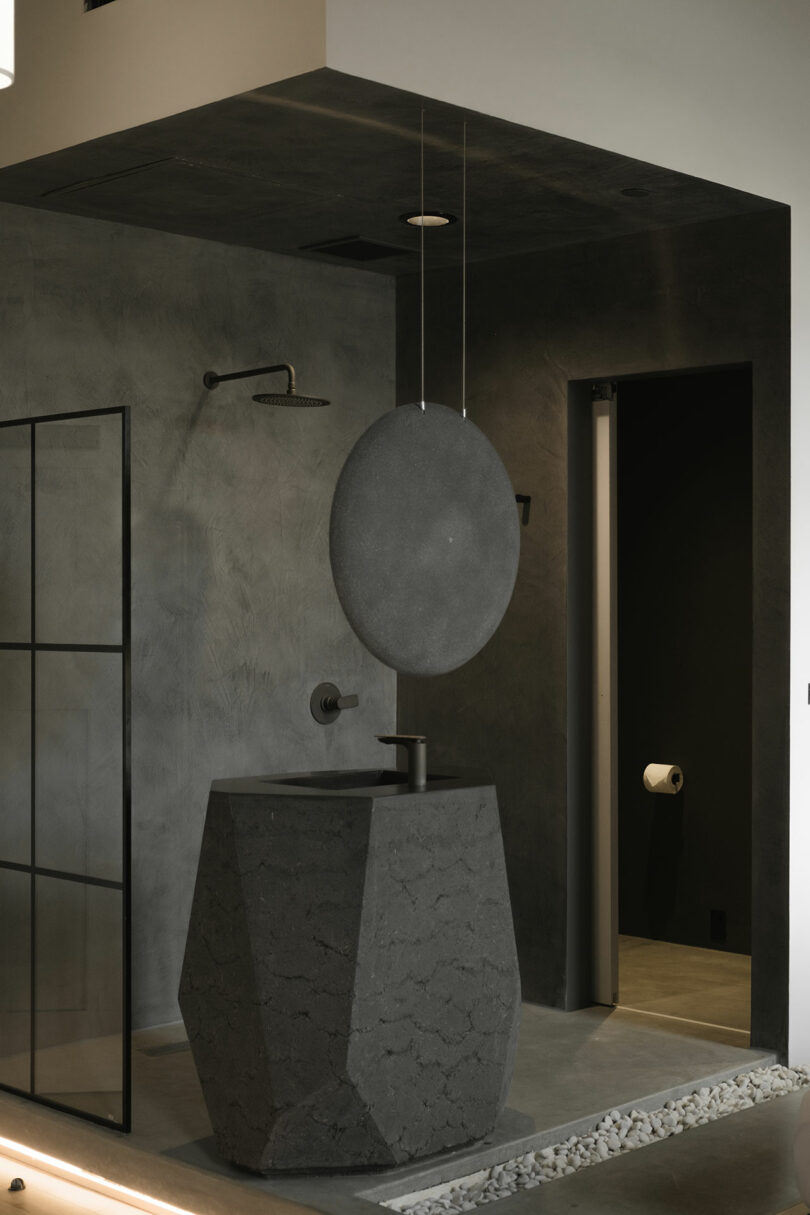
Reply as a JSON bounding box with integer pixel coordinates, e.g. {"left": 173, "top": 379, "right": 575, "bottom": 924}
{"left": 0, "top": 68, "right": 781, "bottom": 274}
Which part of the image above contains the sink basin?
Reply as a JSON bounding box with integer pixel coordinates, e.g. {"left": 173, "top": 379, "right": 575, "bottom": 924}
{"left": 269, "top": 768, "right": 450, "bottom": 791}
{"left": 213, "top": 767, "right": 482, "bottom": 799}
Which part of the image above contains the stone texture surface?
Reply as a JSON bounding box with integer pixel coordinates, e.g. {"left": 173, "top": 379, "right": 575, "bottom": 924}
{"left": 330, "top": 402, "right": 520, "bottom": 676}
{"left": 179, "top": 777, "right": 521, "bottom": 1172}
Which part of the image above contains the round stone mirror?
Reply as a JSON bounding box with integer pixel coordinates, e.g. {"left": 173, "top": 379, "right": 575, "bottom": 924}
{"left": 330, "top": 402, "right": 520, "bottom": 676}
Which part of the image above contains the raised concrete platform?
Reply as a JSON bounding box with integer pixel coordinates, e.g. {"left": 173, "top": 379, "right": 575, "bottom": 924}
{"left": 168, "top": 1004, "right": 775, "bottom": 1215}
{"left": 0, "top": 1007, "right": 778, "bottom": 1215}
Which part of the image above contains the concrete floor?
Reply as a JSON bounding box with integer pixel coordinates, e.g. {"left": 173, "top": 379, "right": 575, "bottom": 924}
{"left": 125, "top": 1005, "right": 771, "bottom": 1163}
{"left": 143, "top": 1006, "right": 774, "bottom": 1215}
{"left": 0, "top": 1002, "right": 791, "bottom": 1215}
{"left": 618, "top": 935, "right": 751, "bottom": 1044}
{"left": 0, "top": 1092, "right": 803, "bottom": 1215}
{"left": 507, "top": 1003, "right": 761, "bottom": 1130}
{"left": 489, "top": 1088, "right": 806, "bottom": 1215}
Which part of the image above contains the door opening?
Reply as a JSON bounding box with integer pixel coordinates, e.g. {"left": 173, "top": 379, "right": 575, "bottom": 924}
{"left": 592, "top": 367, "right": 753, "bottom": 1046}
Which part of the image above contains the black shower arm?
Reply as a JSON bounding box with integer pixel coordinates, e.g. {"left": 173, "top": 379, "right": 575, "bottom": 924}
{"left": 203, "top": 363, "right": 296, "bottom": 393}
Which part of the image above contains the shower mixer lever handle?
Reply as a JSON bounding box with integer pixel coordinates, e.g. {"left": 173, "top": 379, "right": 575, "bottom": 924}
{"left": 310, "top": 682, "right": 359, "bottom": 724}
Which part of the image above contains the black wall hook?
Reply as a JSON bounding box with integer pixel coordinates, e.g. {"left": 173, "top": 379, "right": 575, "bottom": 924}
{"left": 515, "top": 494, "right": 531, "bottom": 525}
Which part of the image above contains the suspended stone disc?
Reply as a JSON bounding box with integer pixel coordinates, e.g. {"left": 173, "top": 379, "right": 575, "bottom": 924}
{"left": 330, "top": 402, "right": 520, "bottom": 676}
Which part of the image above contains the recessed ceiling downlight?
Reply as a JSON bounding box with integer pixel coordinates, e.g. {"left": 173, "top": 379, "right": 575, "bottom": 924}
{"left": 399, "top": 211, "right": 457, "bottom": 227}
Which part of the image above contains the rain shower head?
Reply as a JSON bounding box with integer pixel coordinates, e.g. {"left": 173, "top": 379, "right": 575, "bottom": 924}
{"left": 203, "top": 362, "right": 330, "bottom": 407}
{"left": 252, "top": 392, "right": 329, "bottom": 407}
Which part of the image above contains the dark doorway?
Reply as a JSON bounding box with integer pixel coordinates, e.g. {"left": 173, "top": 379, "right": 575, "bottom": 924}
{"left": 616, "top": 367, "right": 752, "bottom": 1039}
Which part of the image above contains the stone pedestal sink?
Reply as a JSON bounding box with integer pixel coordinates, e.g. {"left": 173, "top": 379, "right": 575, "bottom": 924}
{"left": 178, "top": 769, "right": 520, "bottom": 1173}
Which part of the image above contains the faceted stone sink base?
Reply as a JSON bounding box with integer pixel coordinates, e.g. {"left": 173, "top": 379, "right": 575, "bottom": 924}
{"left": 179, "top": 774, "right": 521, "bottom": 1173}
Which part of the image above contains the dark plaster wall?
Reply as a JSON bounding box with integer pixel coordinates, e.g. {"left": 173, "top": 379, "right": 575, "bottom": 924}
{"left": 617, "top": 367, "right": 752, "bottom": 955}
{"left": 397, "top": 209, "right": 789, "bottom": 1052}
{"left": 0, "top": 200, "right": 396, "bottom": 1029}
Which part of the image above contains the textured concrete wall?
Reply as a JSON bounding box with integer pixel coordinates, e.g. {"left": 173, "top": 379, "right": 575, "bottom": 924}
{"left": 329, "top": 0, "right": 810, "bottom": 1067}
{"left": 397, "top": 209, "right": 789, "bottom": 1049}
{"left": 0, "top": 201, "right": 396, "bottom": 1028}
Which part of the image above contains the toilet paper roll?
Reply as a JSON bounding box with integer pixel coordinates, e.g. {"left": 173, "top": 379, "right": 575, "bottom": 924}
{"left": 643, "top": 763, "right": 683, "bottom": 794}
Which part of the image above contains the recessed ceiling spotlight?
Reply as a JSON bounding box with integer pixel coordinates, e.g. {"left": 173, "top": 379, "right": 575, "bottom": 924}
{"left": 621, "top": 187, "right": 651, "bottom": 198}
{"left": 399, "top": 211, "right": 457, "bottom": 227}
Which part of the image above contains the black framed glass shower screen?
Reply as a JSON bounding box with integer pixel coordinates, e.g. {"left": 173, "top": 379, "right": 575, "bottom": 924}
{"left": 0, "top": 407, "right": 131, "bottom": 1132}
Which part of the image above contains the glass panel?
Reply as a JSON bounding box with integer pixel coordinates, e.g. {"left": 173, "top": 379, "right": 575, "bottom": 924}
{"left": 0, "top": 868, "right": 31, "bottom": 1092}
{"left": 0, "top": 651, "right": 30, "bottom": 866}
{"left": 35, "top": 414, "right": 122, "bottom": 646}
{"left": 0, "top": 425, "right": 31, "bottom": 643}
{"left": 35, "top": 877, "right": 122, "bottom": 1123}
{"left": 36, "top": 652, "right": 122, "bottom": 883}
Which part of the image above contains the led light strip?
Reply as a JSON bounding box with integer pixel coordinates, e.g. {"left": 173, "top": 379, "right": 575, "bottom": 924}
{"left": 0, "top": 1135, "right": 199, "bottom": 1215}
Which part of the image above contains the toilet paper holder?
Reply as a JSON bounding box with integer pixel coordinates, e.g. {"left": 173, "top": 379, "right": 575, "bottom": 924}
{"left": 643, "top": 763, "right": 684, "bottom": 794}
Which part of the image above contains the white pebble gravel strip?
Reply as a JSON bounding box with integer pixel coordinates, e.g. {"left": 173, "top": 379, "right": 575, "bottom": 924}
{"left": 383, "top": 1064, "right": 810, "bottom": 1215}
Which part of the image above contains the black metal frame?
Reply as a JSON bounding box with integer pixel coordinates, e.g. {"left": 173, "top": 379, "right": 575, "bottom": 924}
{"left": 0, "top": 406, "right": 131, "bottom": 1133}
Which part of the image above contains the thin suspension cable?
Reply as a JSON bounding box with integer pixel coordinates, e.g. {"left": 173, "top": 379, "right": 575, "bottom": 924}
{"left": 462, "top": 121, "right": 467, "bottom": 420}
{"left": 420, "top": 109, "right": 426, "bottom": 411}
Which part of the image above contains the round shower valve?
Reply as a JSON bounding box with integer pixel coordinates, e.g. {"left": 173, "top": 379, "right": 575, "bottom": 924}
{"left": 310, "top": 682, "right": 359, "bottom": 724}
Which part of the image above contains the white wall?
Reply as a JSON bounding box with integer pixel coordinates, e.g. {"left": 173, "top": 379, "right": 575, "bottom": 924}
{"left": 326, "top": 0, "right": 810, "bottom": 1060}
{"left": 0, "top": 0, "right": 325, "bottom": 170}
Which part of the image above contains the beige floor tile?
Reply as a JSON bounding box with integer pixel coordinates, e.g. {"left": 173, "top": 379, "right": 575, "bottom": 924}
{"left": 618, "top": 934, "right": 751, "bottom": 1041}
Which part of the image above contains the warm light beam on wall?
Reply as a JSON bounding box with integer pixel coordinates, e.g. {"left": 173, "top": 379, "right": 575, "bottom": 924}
{"left": 0, "top": 0, "right": 13, "bottom": 88}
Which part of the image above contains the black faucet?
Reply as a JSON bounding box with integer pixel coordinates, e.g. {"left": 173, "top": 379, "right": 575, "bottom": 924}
{"left": 377, "top": 734, "right": 427, "bottom": 791}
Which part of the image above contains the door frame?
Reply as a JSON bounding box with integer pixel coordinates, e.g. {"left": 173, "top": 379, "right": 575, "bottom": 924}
{"left": 591, "top": 385, "right": 618, "bottom": 1007}
{"left": 567, "top": 364, "right": 788, "bottom": 1055}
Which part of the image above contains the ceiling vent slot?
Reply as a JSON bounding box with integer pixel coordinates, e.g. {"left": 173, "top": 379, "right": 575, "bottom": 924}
{"left": 84, "top": 0, "right": 117, "bottom": 10}
{"left": 300, "top": 236, "right": 413, "bottom": 262}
